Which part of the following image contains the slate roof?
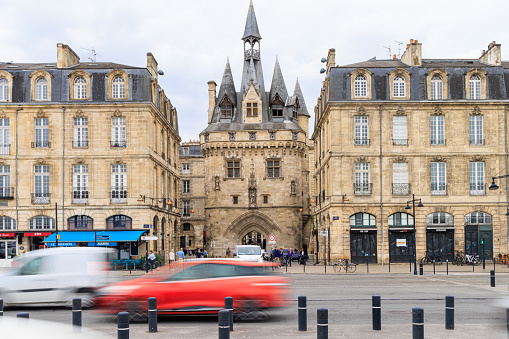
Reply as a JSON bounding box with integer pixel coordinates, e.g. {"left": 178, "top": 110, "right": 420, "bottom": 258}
{"left": 214, "top": 60, "right": 237, "bottom": 120}
{"left": 242, "top": 0, "right": 262, "bottom": 40}
{"left": 0, "top": 62, "right": 142, "bottom": 70}
{"left": 269, "top": 58, "right": 289, "bottom": 104}
{"left": 293, "top": 79, "right": 309, "bottom": 117}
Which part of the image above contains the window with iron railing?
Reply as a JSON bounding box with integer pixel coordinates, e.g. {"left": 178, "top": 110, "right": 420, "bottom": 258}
{"left": 73, "top": 117, "right": 88, "bottom": 148}
{"left": 34, "top": 118, "right": 49, "bottom": 148}
{"left": 470, "top": 162, "right": 485, "bottom": 195}
{"left": 111, "top": 164, "right": 127, "bottom": 203}
{"left": 34, "top": 165, "right": 50, "bottom": 204}
{"left": 430, "top": 115, "right": 445, "bottom": 145}
{"left": 431, "top": 162, "right": 446, "bottom": 195}
{"left": 0, "top": 118, "right": 10, "bottom": 155}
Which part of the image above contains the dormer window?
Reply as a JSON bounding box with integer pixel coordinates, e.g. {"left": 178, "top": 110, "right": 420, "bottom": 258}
{"left": 292, "top": 105, "right": 298, "bottom": 120}
{"left": 354, "top": 75, "right": 367, "bottom": 97}
{"left": 430, "top": 75, "right": 443, "bottom": 100}
{"left": 271, "top": 95, "right": 284, "bottom": 117}
{"left": 220, "top": 97, "right": 233, "bottom": 118}
{"left": 246, "top": 102, "right": 258, "bottom": 116}
{"left": 469, "top": 75, "right": 481, "bottom": 100}
{"left": 0, "top": 78, "right": 8, "bottom": 101}
{"left": 35, "top": 78, "right": 48, "bottom": 101}
{"left": 74, "top": 77, "right": 86, "bottom": 99}
{"left": 393, "top": 76, "right": 405, "bottom": 97}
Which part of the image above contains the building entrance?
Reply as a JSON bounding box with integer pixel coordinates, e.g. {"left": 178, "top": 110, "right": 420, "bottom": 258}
{"left": 350, "top": 231, "right": 377, "bottom": 264}
{"left": 0, "top": 240, "right": 16, "bottom": 267}
{"left": 426, "top": 229, "right": 454, "bottom": 262}
{"left": 389, "top": 230, "right": 414, "bottom": 263}
{"left": 242, "top": 231, "right": 265, "bottom": 246}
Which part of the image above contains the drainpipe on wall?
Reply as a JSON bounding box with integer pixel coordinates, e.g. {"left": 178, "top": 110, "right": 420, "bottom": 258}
{"left": 379, "top": 105, "right": 384, "bottom": 265}
{"left": 62, "top": 107, "right": 65, "bottom": 232}
{"left": 15, "top": 108, "right": 22, "bottom": 237}
{"left": 505, "top": 105, "right": 508, "bottom": 250}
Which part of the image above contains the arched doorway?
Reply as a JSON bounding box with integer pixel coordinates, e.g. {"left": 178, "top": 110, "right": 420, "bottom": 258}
{"left": 225, "top": 212, "right": 282, "bottom": 251}
{"left": 349, "top": 212, "right": 377, "bottom": 263}
{"left": 242, "top": 231, "right": 264, "bottom": 246}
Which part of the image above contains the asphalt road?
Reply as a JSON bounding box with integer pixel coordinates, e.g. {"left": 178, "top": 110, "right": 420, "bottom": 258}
{"left": 3, "top": 271, "right": 509, "bottom": 338}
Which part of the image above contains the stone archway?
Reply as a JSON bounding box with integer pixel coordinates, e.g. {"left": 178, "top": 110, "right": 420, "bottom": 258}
{"left": 225, "top": 211, "right": 281, "bottom": 250}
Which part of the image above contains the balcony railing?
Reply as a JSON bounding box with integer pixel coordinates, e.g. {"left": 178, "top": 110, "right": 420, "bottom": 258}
{"left": 354, "top": 138, "right": 370, "bottom": 145}
{"left": 431, "top": 183, "right": 447, "bottom": 195}
{"left": 0, "top": 144, "right": 10, "bottom": 155}
{"left": 354, "top": 183, "right": 372, "bottom": 195}
{"left": 392, "top": 139, "right": 408, "bottom": 145}
{"left": 111, "top": 190, "right": 127, "bottom": 203}
{"left": 469, "top": 139, "right": 485, "bottom": 145}
{"left": 392, "top": 183, "right": 410, "bottom": 195}
{"left": 32, "top": 192, "right": 50, "bottom": 204}
{"left": 73, "top": 189, "right": 89, "bottom": 204}
{"left": 110, "top": 140, "right": 127, "bottom": 148}
{"left": 470, "top": 183, "right": 485, "bottom": 196}
{"left": 73, "top": 140, "right": 89, "bottom": 148}
{"left": 0, "top": 187, "right": 14, "bottom": 199}
{"left": 430, "top": 139, "right": 445, "bottom": 145}
{"left": 31, "top": 141, "right": 51, "bottom": 148}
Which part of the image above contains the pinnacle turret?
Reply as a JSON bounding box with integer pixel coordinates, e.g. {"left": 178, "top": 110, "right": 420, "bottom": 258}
{"left": 242, "top": 0, "right": 262, "bottom": 40}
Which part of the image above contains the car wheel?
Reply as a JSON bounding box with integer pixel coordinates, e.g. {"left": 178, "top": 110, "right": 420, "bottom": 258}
{"left": 128, "top": 301, "right": 148, "bottom": 322}
{"left": 234, "top": 299, "right": 268, "bottom": 321}
{"left": 65, "top": 292, "right": 95, "bottom": 308}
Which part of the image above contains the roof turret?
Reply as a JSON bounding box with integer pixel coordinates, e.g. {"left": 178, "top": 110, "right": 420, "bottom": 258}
{"left": 293, "top": 79, "right": 309, "bottom": 117}
{"left": 269, "top": 58, "right": 288, "bottom": 104}
{"left": 242, "top": 0, "right": 262, "bottom": 40}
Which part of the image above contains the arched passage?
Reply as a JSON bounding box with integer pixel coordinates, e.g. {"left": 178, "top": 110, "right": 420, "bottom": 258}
{"left": 225, "top": 211, "right": 281, "bottom": 250}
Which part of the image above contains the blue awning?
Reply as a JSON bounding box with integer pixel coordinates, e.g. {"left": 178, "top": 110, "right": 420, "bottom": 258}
{"left": 43, "top": 231, "right": 96, "bottom": 243}
{"left": 97, "top": 230, "right": 145, "bottom": 242}
{"left": 43, "top": 230, "right": 146, "bottom": 243}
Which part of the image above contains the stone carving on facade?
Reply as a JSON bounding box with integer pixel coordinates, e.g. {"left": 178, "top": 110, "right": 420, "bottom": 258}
{"left": 74, "top": 110, "right": 85, "bottom": 118}
{"left": 356, "top": 156, "right": 368, "bottom": 163}
{"left": 112, "top": 109, "right": 123, "bottom": 117}
{"left": 472, "top": 106, "right": 481, "bottom": 115}
{"left": 0, "top": 158, "right": 5, "bottom": 165}
{"left": 36, "top": 158, "right": 46, "bottom": 165}
{"left": 114, "top": 158, "right": 124, "bottom": 164}
{"left": 0, "top": 110, "right": 6, "bottom": 119}
{"left": 290, "top": 179, "right": 296, "bottom": 196}
{"left": 36, "top": 109, "right": 46, "bottom": 118}
{"left": 248, "top": 162, "right": 257, "bottom": 208}
{"left": 74, "top": 158, "right": 85, "bottom": 164}
{"left": 476, "top": 205, "right": 482, "bottom": 212}
{"left": 357, "top": 106, "right": 367, "bottom": 115}
{"left": 214, "top": 175, "right": 220, "bottom": 191}
{"left": 472, "top": 155, "right": 484, "bottom": 162}
{"left": 394, "top": 155, "right": 407, "bottom": 163}
{"left": 432, "top": 156, "right": 446, "bottom": 162}
{"left": 433, "top": 105, "right": 443, "bottom": 115}
{"left": 435, "top": 206, "right": 444, "bottom": 213}
{"left": 395, "top": 105, "right": 405, "bottom": 115}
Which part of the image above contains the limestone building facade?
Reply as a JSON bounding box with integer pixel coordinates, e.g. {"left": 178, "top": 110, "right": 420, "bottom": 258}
{"left": 313, "top": 40, "right": 509, "bottom": 264}
{"left": 200, "top": 1, "right": 311, "bottom": 256}
{"left": 0, "top": 43, "right": 181, "bottom": 266}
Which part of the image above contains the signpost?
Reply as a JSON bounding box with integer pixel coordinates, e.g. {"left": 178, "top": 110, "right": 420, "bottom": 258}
{"left": 268, "top": 234, "right": 276, "bottom": 245}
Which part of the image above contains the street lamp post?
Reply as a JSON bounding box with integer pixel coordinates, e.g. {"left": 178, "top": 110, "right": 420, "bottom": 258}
{"left": 405, "top": 194, "right": 423, "bottom": 275}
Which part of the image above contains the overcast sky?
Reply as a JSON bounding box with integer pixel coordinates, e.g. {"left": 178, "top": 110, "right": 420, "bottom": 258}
{"left": 2, "top": 0, "right": 509, "bottom": 142}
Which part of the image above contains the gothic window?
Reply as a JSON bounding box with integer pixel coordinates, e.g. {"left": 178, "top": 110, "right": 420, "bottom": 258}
{"left": 227, "top": 160, "right": 240, "bottom": 178}
{"left": 220, "top": 97, "right": 233, "bottom": 118}
{"left": 246, "top": 102, "right": 258, "bottom": 116}
{"left": 267, "top": 159, "right": 280, "bottom": 178}
{"left": 271, "top": 95, "right": 284, "bottom": 117}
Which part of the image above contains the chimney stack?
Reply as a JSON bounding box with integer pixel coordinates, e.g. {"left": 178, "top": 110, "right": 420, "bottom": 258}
{"left": 207, "top": 81, "right": 217, "bottom": 124}
{"left": 401, "top": 39, "right": 422, "bottom": 66}
{"left": 57, "top": 43, "right": 80, "bottom": 68}
{"left": 146, "top": 52, "right": 159, "bottom": 79}
{"left": 326, "top": 48, "right": 336, "bottom": 75}
{"left": 480, "top": 41, "right": 501, "bottom": 66}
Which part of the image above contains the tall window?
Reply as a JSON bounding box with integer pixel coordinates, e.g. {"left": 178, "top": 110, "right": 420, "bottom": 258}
{"left": 111, "top": 117, "right": 126, "bottom": 147}
{"left": 220, "top": 97, "right": 233, "bottom": 118}
{"left": 469, "top": 115, "right": 483, "bottom": 145}
{"left": 35, "top": 118, "right": 49, "bottom": 148}
{"left": 430, "top": 115, "right": 445, "bottom": 145}
{"left": 469, "top": 75, "right": 481, "bottom": 100}
{"left": 182, "top": 163, "right": 190, "bottom": 173}
{"left": 0, "top": 165, "right": 10, "bottom": 198}
{"left": 73, "top": 117, "right": 88, "bottom": 147}
{"left": 267, "top": 160, "right": 280, "bottom": 178}
{"left": 354, "top": 115, "right": 369, "bottom": 145}
{"left": 431, "top": 162, "right": 446, "bottom": 195}
{"left": 0, "top": 216, "right": 15, "bottom": 230}
{"left": 470, "top": 162, "right": 485, "bottom": 195}
{"left": 0, "top": 78, "right": 8, "bottom": 101}
{"left": 112, "top": 76, "right": 125, "bottom": 99}
{"left": 111, "top": 164, "right": 127, "bottom": 203}
{"left": 68, "top": 215, "right": 92, "bottom": 230}
{"left": 74, "top": 77, "right": 86, "bottom": 99}
{"left": 34, "top": 165, "right": 50, "bottom": 204}
{"left": 271, "top": 96, "right": 284, "bottom": 117}
{"left": 227, "top": 160, "right": 240, "bottom": 178}
{"left": 30, "top": 216, "right": 54, "bottom": 230}
{"left": 392, "top": 163, "right": 409, "bottom": 195}
{"left": 354, "top": 75, "right": 367, "bottom": 97}
{"left": 106, "top": 215, "right": 132, "bottom": 229}
{"left": 392, "top": 115, "right": 407, "bottom": 145}
{"left": 73, "top": 164, "right": 88, "bottom": 203}
{"left": 35, "top": 77, "right": 48, "bottom": 100}
{"left": 430, "top": 75, "right": 443, "bottom": 100}
{"left": 246, "top": 102, "right": 258, "bottom": 116}
{"left": 0, "top": 118, "right": 10, "bottom": 155}
{"left": 354, "top": 163, "right": 370, "bottom": 194}
{"left": 393, "top": 76, "right": 405, "bottom": 97}
{"left": 183, "top": 180, "right": 190, "bottom": 193}
{"left": 182, "top": 200, "right": 191, "bottom": 216}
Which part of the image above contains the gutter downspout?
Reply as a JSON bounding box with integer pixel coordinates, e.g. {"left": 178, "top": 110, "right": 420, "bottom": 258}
{"left": 505, "top": 105, "right": 508, "bottom": 249}
{"left": 379, "top": 105, "right": 384, "bottom": 265}
{"left": 62, "top": 107, "right": 65, "bottom": 232}
{"left": 15, "top": 108, "right": 22, "bottom": 237}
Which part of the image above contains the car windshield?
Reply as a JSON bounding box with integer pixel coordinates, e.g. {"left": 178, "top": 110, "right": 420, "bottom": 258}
{"left": 166, "top": 263, "right": 270, "bottom": 281}
{"left": 237, "top": 247, "right": 261, "bottom": 255}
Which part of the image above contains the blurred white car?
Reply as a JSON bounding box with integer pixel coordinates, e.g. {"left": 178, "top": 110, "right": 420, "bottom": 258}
{"left": 0, "top": 247, "right": 115, "bottom": 307}
{"left": 234, "top": 245, "right": 264, "bottom": 262}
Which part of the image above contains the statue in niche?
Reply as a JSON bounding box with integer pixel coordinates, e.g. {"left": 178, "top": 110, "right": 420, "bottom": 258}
{"left": 290, "top": 179, "right": 296, "bottom": 195}
{"left": 249, "top": 188, "right": 257, "bottom": 207}
{"left": 214, "top": 175, "right": 220, "bottom": 190}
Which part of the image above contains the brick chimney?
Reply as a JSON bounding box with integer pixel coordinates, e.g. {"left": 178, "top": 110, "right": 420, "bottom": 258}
{"left": 146, "top": 52, "right": 159, "bottom": 79}
{"left": 401, "top": 39, "right": 422, "bottom": 66}
{"left": 57, "top": 43, "right": 80, "bottom": 68}
{"left": 326, "top": 48, "right": 336, "bottom": 75}
{"left": 480, "top": 41, "right": 501, "bottom": 66}
{"left": 207, "top": 81, "right": 217, "bottom": 124}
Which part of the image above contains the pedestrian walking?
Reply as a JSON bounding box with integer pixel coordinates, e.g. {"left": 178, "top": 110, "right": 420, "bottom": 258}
{"left": 226, "top": 247, "right": 231, "bottom": 258}
{"left": 169, "top": 249, "right": 175, "bottom": 268}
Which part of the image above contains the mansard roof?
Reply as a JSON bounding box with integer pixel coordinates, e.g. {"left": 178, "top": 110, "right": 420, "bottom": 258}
{"left": 242, "top": 0, "right": 262, "bottom": 40}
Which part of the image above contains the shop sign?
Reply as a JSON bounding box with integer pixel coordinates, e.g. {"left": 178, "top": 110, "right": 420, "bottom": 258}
{"left": 333, "top": 216, "right": 339, "bottom": 221}
{"left": 88, "top": 242, "right": 117, "bottom": 246}
{"left": 0, "top": 233, "right": 15, "bottom": 237}
{"left": 143, "top": 224, "right": 152, "bottom": 228}
{"left": 46, "top": 242, "right": 76, "bottom": 247}
{"left": 24, "top": 232, "right": 52, "bottom": 237}
{"left": 396, "top": 239, "right": 407, "bottom": 247}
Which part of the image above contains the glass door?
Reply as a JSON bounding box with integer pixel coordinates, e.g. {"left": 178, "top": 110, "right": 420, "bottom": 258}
{"left": 350, "top": 231, "right": 377, "bottom": 264}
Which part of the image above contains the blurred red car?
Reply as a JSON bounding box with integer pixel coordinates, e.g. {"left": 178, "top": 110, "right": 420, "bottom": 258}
{"left": 94, "top": 259, "right": 290, "bottom": 319}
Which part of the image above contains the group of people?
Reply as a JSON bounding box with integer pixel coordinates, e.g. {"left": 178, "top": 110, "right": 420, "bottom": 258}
{"left": 270, "top": 247, "right": 307, "bottom": 264}
{"left": 168, "top": 248, "right": 208, "bottom": 264}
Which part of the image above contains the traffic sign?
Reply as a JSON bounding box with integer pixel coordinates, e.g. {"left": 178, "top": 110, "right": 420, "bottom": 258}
{"left": 269, "top": 234, "right": 275, "bottom": 242}
{"left": 141, "top": 236, "right": 158, "bottom": 241}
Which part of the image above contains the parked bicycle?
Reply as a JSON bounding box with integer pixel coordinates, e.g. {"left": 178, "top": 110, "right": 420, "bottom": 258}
{"left": 453, "top": 250, "right": 464, "bottom": 266}
{"left": 420, "top": 251, "right": 443, "bottom": 265}
{"left": 332, "top": 259, "right": 357, "bottom": 273}
{"left": 459, "top": 253, "right": 481, "bottom": 266}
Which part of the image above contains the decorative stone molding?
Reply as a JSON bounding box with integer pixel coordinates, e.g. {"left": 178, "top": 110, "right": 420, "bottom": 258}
{"left": 472, "top": 155, "right": 484, "bottom": 162}
{"left": 74, "top": 109, "right": 85, "bottom": 118}
{"left": 432, "top": 156, "right": 446, "bottom": 162}
{"left": 29, "top": 70, "right": 52, "bottom": 102}
{"left": 74, "top": 158, "right": 85, "bottom": 164}
{"left": 395, "top": 105, "right": 405, "bottom": 115}
{"left": 388, "top": 68, "right": 411, "bottom": 100}
{"left": 476, "top": 205, "right": 482, "bottom": 212}
{"left": 465, "top": 68, "right": 488, "bottom": 100}
{"left": 114, "top": 158, "right": 124, "bottom": 165}
{"left": 350, "top": 68, "right": 373, "bottom": 100}
{"left": 68, "top": 70, "right": 91, "bottom": 100}
{"left": 356, "top": 106, "right": 367, "bottom": 115}
{"left": 112, "top": 109, "right": 123, "bottom": 117}
{"left": 106, "top": 69, "right": 129, "bottom": 100}
{"left": 472, "top": 106, "right": 481, "bottom": 115}
{"left": 36, "top": 158, "right": 46, "bottom": 165}
{"left": 0, "top": 158, "right": 6, "bottom": 164}
{"left": 36, "top": 109, "right": 46, "bottom": 118}
{"left": 0, "top": 110, "right": 6, "bottom": 119}
{"left": 394, "top": 155, "right": 407, "bottom": 163}
{"left": 435, "top": 206, "right": 444, "bottom": 213}
{"left": 432, "top": 105, "right": 443, "bottom": 115}
{"left": 425, "top": 68, "right": 448, "bottom": 100}
{"left": 214, "top": 175, "right": 220, "bottom": 191}
{"left": 356, "top": 156, "right": 368, "bottom": 163}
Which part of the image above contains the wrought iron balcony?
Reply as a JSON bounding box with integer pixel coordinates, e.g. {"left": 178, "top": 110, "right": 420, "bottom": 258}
{"left": 430, "top": 139, "right": 445, "bottom": 145}
{"left": 31, "top": 141, "right": 51, "bottom": 148}
{"left": 469, "top": 139, "right": 485, "bottom": 145}
{"left": 110, "top": 140, "right": 127, "bottom": 148}
{"left": 470, "top": 183, "right": 485, "bottom": 196}
{"left": 431, "top": 183, "right": 447, "bottom": 195}
{"left": 354, "top": 138, "right": 370, "bottom": 145}
{"left": 0, "top": 144, "right": 10, "bottom": 155}
{"left": 73, "top": 140, "right": 89, "bottom": 148}
{"left": 392, "top": 139, "right": 408, "bottom": 145}
{"left": 110, "top": 190, "right": 127, "bottom": 203}
{"left": 392, "top": 183, "right": 410, "bottom": 195}
{"left": 73, "top": 189, "right": 89, "bottom": 204}
{"left": 0, "top": 187, "right": 14, "bottom": 199}
{"left": 32, "top": 192, "right": 50, "bottom": 204}
{"left": 354, "top": 183, "right": 372, "bottom": 195}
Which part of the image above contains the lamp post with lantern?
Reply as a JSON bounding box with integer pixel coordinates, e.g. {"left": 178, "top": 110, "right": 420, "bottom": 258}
{"left": 405, "top": 194, "right": 423, "bottom": 275}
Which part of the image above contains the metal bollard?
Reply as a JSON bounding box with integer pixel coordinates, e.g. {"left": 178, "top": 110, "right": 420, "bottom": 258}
{"left": 506, "top": 308, "right": 509, "bottom": 337}
{"left": 303, "top": 259, "right": 306, "bottom": 273}
{"left": 148, "top": 297, "right": 157, "bottom": 333}
{"left": 72, "top": 298, "right": 82, "bottom": 331}
{"left": 317, "top": 308, "right": 328, "bottom": 339}
{"left": 472, "top": 261, "right": 475, "bottom": 272}
{"left": 491, "top": 270, "right": 495, "bottom": 287}
{"left": 412, "top": 307, "right": 424, "bottom": 339}
{"left": 17, "top": 312, "right": 29, "bottom": 318}
{"left": 446, "top": 259, "right": 449, "bottom": 275}
{"left": 372, "top": 295, "right": 381, "bottom": 331}
{"left": 225, "top": 297, "right": 233, "bottom": 331}
{"left": 298, "top": 296, "right": 307, "bottom": 331}
{"left": 117, "top": 312, "right": 129, "bottom": 339}
{"left": 419, "top": 263, "right": 423, "bottom": 275}
{"left": 286, "top": 259, "right": 288, "bottom": 273}
{"left": 433, "top": 260, "right": 436, "bottom": 274}
{"left": 218, "top": 309, "right": 230, "bottom": 339}
{"left": 445, "top": 296, "right": 454, "bottom": 330}
{"left": 366, "top": 257, "right": 369, "bottom": 273}
{"left": 0, "top": 298, "right": 3, "bottom": 317}
{"left": 324, "top": 259, "right": 326, "bottom": 273}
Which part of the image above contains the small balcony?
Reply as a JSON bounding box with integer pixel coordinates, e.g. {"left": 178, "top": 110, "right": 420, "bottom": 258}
{"left": 0, "top": 187, "right": 14, "bottom": 199}
{"left": 111, "top": 190, "right": 127, "bottom": 203}
{"left": 470, "top": 183, "right": 485, "bottom": 196}
{"left": 354, "top": 183, "right": 372, "bottom": 195}
{"left": 73, "top": 189, "right": 89, "bottom": 204}
{"left": 430, "top": 139, "right": 445, "bottom": 146}
{"left": 392, "top": 139, "right": 408, "bottom": 146}
{"left": 469, "top": 139, "right": 485, "bottom": 145}
{"left": 431, "top": 183, "right": 447, "bottom": 195}
{"left": 110, "top": 140, "right": 127, "bottom": 148}
{"left": 73, "top": 140, "right": 89, "bottom": 148}
{"left": 0, "top": 144, "right": 10, "bottom": 155}
{"left": 354, "top": 138, "right": 370, "bottom": 145}
{"left": 392, "top": 183, "right": 410, "bottom": 195}
{"left": 32, "top": 192, "right": 50, "bottom": 204}
{"left": 31, "top": 141, "right": 51, "bottom": 148}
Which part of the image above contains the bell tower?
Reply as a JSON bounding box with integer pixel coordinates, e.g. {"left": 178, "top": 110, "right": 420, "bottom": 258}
{"left": 242, "top": 0, "right": 261, "bottom": 61}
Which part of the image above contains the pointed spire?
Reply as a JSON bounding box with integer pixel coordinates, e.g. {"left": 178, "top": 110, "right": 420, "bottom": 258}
{"left": 217, "top": 59, "right": 237, "bottom": 106}
{"left": 269, "top": 58, "right": 288, "bottom": 104}
{"left": 294, "top": 78, "right": 309, "bottom": 116}
{"left": 242, "top": 0, "right": 262, "bottom": 40}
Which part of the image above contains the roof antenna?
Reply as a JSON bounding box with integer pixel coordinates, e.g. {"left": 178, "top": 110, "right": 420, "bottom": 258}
{"left": 383, "top": 46, "right": 392, "bottom": 59}
{"left": 394, "top": 40, "right": 403, "bottom": 59}
{"left": 81, "top": 47, "right": 99, "bottom": 62}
